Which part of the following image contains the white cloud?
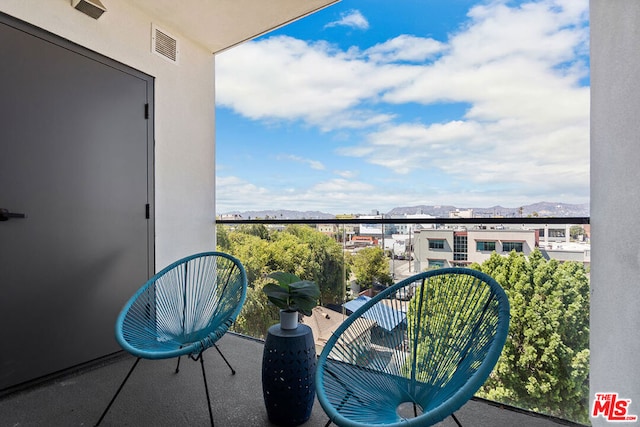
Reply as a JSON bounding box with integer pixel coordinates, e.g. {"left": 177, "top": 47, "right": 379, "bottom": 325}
{"left": 216, "top": 36, "right": 419, "bottom": 130}
{"left": 382, "top": 1, "right": 590, "bottom": 127}
{"left": 325, "top": 10, "right": 369, "bottom": 30}
{"left": 216, "top": 171, "right": 581, "bottom": 214}
{"left": 311, "top": 178, "right": 374, "bottom": 192}
{"left": 216, "top": 175, "right": 387, "bottom": 214}
{"left": 278, "top": 154, "right": 325, "bottom": 170}
{"left": 364, "top": 35, "right": 446, "bottom": 63}
{"left": 216, "top": 0, "right": 590, "bottom": 212}
{"left": 339, "top": 0, "right": 590, "bottom": 198}
{"left": 334, "top": 170, "right": 358, "bottom": 179}
{"left": 215, "top": 176, "right": 269, "bottom": 210}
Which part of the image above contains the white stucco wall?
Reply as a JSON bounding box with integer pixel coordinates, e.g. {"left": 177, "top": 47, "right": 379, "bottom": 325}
{"left": 591, "top": 1, "right": 640, "bottom": 424}
{"left": 1, "top": 0, "right": 216, "bottom": 269}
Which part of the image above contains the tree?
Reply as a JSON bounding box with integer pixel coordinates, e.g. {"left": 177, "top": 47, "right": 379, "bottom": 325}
{"left": 471, "top": 250, "right": 590, "bottom": 424}
{"left": 225, "top": 231, "right": 270, "bottom": 285}
{"left": 216, "top": 224, "right": 347, "bottom": 338}
{"left": 570, "top": 225, "right": 585, "bottom": 241}
{"left": 350, "top": 246, "right": 393, "bottom": 289}
{"left": 285, "top": 225, "right": 349, "bottom": 304}
{"left": 216, "top": 224, "right": 231, "bottom": 251}
{"left": 265, "top": 230, "right": 313, "bottom": 278}
{"left": 237, "top": 223, "right": 269, "bottom": 240}
{"left": 232, "top": 276, "right": 279, "bottom": 338}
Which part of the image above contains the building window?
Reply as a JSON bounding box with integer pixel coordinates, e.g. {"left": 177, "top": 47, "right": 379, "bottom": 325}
{"left": 428, "top": 239, "right": 445, "bottom": 250}
{"left": 453, "top": 235, "right": 467, "bottom": 261}
{"left": 428, "top": 259, "right": 445, "bottom": 268}
{"left": 476, "top": 241, "right": 496, "bottom": 251}
{"left": 503, "top": 241, "right": 524, "bottom": 252}
{"left": 549, "top": 229, "right": 566, "bottom": 238}
{"left": 453, "top": 235, "right": 467, "bottom": 253}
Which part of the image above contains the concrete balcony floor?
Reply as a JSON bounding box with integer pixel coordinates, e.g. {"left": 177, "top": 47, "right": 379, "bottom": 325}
{"left": 0, "top": 333, "right": 581, "bottom": 427}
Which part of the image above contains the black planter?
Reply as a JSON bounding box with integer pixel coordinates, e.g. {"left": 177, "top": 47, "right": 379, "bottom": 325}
{"left": 262, "top": 324, "right": 316, "bottom": 426}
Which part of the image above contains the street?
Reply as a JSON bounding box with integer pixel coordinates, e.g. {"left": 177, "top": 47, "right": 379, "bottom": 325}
{"left": 390, "top": 258, "right": 414, "bottom": 281}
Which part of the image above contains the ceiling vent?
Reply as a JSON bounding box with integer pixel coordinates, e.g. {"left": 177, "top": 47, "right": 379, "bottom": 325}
{"left": 72, "top": 0, "right": 107, "bottom": 19}
{"left": 152, "top": 25, "right": 179, "bottom": 64}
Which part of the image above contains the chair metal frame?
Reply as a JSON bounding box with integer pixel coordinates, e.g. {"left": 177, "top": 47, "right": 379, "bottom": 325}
{"left": 95, "top": 251, "right": 247, "bottom": 426}
{"left": 316, "top": 267, "right": 510, "bottom": 427}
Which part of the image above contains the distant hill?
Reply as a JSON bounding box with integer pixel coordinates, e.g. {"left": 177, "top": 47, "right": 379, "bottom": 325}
{"left": 387, "top": 202, "right": 589, "bottom": 218}
{"left": 220, "top": 209, "right": 335, "bottom": 220}
{"left": 221, "top": 202, "right": 589, "bottom": 219}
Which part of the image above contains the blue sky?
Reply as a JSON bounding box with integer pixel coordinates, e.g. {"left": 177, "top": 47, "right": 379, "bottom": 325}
{"left": 215, "top": 0, "right": 589, "bottom": 215}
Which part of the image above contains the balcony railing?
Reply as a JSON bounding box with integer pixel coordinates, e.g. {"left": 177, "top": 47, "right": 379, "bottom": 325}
{"left": 216, "top": 216, "right": 590, "bottom": 425}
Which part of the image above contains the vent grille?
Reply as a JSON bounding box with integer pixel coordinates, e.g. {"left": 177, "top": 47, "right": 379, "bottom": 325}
{"left": 152, "top": 25, "right": 178, "bottom": 63}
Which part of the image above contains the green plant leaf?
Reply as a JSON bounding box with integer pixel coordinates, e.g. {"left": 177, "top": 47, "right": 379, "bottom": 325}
{"left": 262, "top": 283, "right": 291, "bottom": 310}
{"left": 289, "top": 281, "right": 320, "bottom": 316}
{"left": 263, "top": 272, "right": 319, "bottom": 315}
{"left": 267, "top": 271, "right": 300, "bottom": 286}
{"left": 289, "top": 280, "right": 320, "bottom": 298}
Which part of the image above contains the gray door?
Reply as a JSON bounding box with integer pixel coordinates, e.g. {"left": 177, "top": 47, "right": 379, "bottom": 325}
{"left": 0, "top": 15, "right": 154, "bottom": 391}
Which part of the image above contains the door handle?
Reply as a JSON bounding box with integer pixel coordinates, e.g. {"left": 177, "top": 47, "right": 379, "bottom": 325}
{"left": 0, "top": 208, "right": 26, "bottom": 221}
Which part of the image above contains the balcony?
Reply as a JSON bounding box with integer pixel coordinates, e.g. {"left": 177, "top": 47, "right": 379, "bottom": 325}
{"left": 0, "top": 5, "right": 635, "bottom": 426}
{"left": 214, "top": 217, "right": 590, "bottom": 425}
{"left": 0, "top": 217, "right": 590, "bottom": 426}
{"left": 0, "top": 332, "right": 581, "bottom": 426}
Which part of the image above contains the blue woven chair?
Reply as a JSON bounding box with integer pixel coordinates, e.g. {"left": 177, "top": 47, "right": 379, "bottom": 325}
{"left": 96, "top": 251, "right": 247, "bottom": 426}
{"left": 316, "top": 268, "right": 509, "bottom": 427}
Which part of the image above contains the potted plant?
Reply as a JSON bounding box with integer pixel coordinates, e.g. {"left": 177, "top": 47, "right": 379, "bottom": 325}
{"left": 264, "top": 271, "right": 320, "bottom": 330}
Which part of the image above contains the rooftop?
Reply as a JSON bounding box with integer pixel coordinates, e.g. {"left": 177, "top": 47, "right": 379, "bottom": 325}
{"left": 0, "top": 333, "right": 582, "bottom": 427}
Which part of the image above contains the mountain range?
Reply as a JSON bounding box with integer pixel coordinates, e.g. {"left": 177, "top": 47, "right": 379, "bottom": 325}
{"left": 221, "top": 202, "right": 589, "bottom": 220}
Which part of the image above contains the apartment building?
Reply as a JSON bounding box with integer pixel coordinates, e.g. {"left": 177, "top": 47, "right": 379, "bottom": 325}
{"left": 413, "top": 225, "right": 591, "bottom": 270}
{"left": 359, "top": 215, "right": 384, "bottom": 236}
{"left": 413, "top": 227, "right": 538, "bottom": 270}
{"left": 317, "top": 223, "right": 339, "bottom": 236}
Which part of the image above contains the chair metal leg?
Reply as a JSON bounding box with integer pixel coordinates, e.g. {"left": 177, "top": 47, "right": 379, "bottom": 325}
{"left": 213, "top": 343, "right": 236, "bottom": 375}
{"left": 95, "top": 357, "right": 141, "bottom": 426}
{"left": 451, "top": 412, "right": 462, "bottom": 427}
{"left": 97, "top": 348, "right": 229, "bottom": 427}
{"left": 198, "top": 352, "right": 215, "bottom": 427}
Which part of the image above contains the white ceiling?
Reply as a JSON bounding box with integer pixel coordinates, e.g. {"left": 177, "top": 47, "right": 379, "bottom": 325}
{"left": 129, "top": 0, "right": 340, "bottom": 53}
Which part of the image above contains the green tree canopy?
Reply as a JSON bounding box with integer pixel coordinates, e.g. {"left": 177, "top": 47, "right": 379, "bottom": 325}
{"left": 569, "top": 225, "right": 586, "bottom": 241}
{"left": 350, "top": 246, "right": 393, "bottom": 289}
{"left": 472, "top": 249, "right": 590, "bottom": 424}
{"left": 216, "top": 224, "right": 346, "bottom": 338}
{"left": 271, "top": 225, "right": 345, "bottom": 304}
{"left": 236, "top": 223, "right": 270, "bottom": 240}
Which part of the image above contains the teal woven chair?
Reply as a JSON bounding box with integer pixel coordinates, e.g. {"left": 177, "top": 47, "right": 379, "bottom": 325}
{"left": 316, "top": 268, "right": 509, "bottom": 427}
{"left": 96, "top": 252, "right": 247, "bottom": 426}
